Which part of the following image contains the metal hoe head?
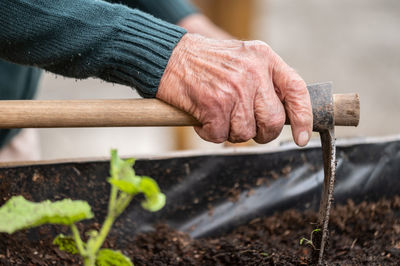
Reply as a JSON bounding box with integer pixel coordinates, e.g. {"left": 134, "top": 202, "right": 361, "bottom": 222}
{"left": 307, "top": 83, "right": 336, "bottom": 265}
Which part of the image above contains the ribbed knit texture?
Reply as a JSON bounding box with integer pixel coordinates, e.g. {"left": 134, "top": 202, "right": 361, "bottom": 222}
{"left": 0, "top": 0, "right": 187, "bottom": 98}
{"left": 0, "top": 0, "right": 195, "bottom": 149}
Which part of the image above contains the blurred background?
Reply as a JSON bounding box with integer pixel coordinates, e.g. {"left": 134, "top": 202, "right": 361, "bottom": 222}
{"left": 35, "top": 0, "right": 400, "bottom": 160}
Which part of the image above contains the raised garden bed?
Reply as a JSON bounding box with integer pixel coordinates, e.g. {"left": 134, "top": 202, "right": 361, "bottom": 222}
{"left": 1, "top": 136, "right": 399, "bottom": 265}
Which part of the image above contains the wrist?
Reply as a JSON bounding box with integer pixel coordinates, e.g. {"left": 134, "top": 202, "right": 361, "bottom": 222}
{"left": 156, "top": 33, "right": 194, "bottom": 101}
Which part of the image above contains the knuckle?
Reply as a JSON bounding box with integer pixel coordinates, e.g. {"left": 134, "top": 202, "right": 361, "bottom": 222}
{"left": 209, "top": 122, "right": 230, "bottom": 143}
{"left": 229, "top": 121, "right": 256, "bottom": 143}
{"left": 285, "top": 73, "right": 307, "bottom": 93}
{"left": 197, "top": 116, "right": 230, "bottom": 143}
{"left": 290, "top": 77, "right": 307, "bottom": 91}
{"left": 241, "top": 129, "right": 256, "bottom": 141}
{"left": 207, "top": 129, "right": 228, "bottom": 144}
{"left": 228, "top": 73, "right": 246, "bottom": 89}
{"left": 208, "top": 131, "right": 228, "bottom": 143}
{"left": 245, "top": 64, "right": 263, "bottom": 83}
{"left": 247, "top": 40, "right": 269, "bottom": 49}
{"left": 253, "top": 134, "right": 269, "bottom": 144}
{"left": 268, "top": 114, "right": 285, "bottom": 137}
{"left": 271, "top": 111, "right": 286, "bottom": 129}
{"left": 254, "top": 107, "right": 286, "bottom": 144}
{"left": 292, "top": 112, "right": 312, "bottom": 127}
{"left": 243, "top": 40, "right": 271, "bottom": 55}
{"left": 212, "top": 136, "right": 228, "bottom": 144}
{"left": 268, "top": 125, "right": 283, "bottom": 140}
{"left": 230, "top": 131, "right": 255, "bottom": 143}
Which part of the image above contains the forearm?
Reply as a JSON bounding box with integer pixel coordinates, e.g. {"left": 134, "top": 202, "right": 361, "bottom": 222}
{"left": 110, "top": 0, "right": 197, "bottom": 24}
{"left": 109, "top": 1, "right": 230, "bottom": 40}
{"left": 0, "top": 0, "right": 186, "bottom": 97}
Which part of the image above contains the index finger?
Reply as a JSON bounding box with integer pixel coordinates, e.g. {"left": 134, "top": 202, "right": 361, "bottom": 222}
{"left": 270, "top": 52, "right": 312, "bottom": 147}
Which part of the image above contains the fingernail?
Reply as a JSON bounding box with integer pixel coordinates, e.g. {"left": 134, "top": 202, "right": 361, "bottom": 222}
{"left": 297, "top": 131, "right": 310, "bottom": 147}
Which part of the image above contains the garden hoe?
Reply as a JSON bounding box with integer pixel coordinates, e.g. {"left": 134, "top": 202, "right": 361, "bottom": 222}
{"left": 0, "top": 82, "right": 359, "bottom": 264}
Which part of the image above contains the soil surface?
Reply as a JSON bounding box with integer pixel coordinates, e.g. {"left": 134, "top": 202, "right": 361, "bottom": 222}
{"left": 1, "top": 196, "right": 399, "bottom": 265}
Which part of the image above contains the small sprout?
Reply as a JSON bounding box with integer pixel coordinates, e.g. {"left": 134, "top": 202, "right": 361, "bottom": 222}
{"left": 260, "top": 252, "right": 269, "bottom": 257}
{"left": 299, "top": 228, "right": 321, "bottom": 250}
{"left": 53, "top": 234, "right": 80, "bottom": 254}
{"left": 0, "top": 149, "right": 165, "bottom": 266}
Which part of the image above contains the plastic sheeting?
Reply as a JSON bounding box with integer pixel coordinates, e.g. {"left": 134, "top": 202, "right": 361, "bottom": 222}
{"left": 128, "top": 137, "right": 400, "bottom": 238}
{"left": 0, "top": 136, "right": 399, "bottom": 243}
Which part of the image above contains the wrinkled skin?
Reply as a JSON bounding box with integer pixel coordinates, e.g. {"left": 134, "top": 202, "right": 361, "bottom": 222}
{"left": 157, "top": 33, "right": 312, "bottom": 146}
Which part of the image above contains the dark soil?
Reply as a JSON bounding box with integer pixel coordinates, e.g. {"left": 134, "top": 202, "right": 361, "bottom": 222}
{"left": 1, "top": 196, "right": 399, "bottom": 265}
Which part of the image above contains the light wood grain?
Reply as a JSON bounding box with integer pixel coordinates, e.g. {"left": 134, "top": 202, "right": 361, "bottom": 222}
{"left": 0, "top": 95, "right": 359, "bottom": 129}
{"left": 0, "top": 99, "right": 199, "bottom": 128}
{"left": 333, "top": 93, "right": 360, "bottom": 127}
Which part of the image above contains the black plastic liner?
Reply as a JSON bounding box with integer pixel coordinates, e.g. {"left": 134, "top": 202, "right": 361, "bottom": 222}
{"left": 0, "top": 137, "right": 399, "bottom": 246}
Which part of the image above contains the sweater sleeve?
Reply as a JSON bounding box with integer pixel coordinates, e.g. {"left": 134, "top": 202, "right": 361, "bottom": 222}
{"left": 0, "top": 0, "right": 187, "bottom": 98}
{"left": 112, "top": 0, "right": 197, "bottom": 24}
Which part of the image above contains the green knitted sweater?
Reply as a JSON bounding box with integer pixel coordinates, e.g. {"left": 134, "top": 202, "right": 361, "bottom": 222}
{"left": 0, "top": 0, "right": 196, "bottom": 147}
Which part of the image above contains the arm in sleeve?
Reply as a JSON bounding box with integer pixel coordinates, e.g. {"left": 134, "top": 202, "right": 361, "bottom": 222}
{"left": 0, "top": 0, "right": 187, "bottom": 97}
{"left": 111, "top": 0, "right": 197, "bottom": 24}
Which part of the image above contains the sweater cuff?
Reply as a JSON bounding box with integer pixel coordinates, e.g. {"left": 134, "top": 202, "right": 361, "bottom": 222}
{"left": 101, "top": 9, "right": 187, "bottom": 98}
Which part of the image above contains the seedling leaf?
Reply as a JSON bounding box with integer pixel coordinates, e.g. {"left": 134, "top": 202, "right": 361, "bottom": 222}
{"left": 108, "top": 150, "right": 141, "bottom": 195}
{"left": 0, "top": 196, "right": 93, "bottom": 234}
{"left": 107, "top": 178, "right": 140, "bottom": 195}
{"left": 299, "top": 228, "right": 321, "bottom": 250}
{"left": 299, "top": 237, "right": 308, "bottom": 245}
{"left": 139, "top": 176, "right": 166, "bottom": 212}
{"left": 141, "top": 193, "right": 166, "bottom": 212}
{"left": 0, "top": 150, "right": 165, "bottom": 265}
{"left": 107, "top": 155, "right": 166, "bottom": 212}
{"left": 96, "top": 248, "right": 133, "bottom": 266}
{"left": 53, "top": 234, "right": 79, "bottom": 254}
{"left": 110, "top": 150, "right": 136, "bottom": 181}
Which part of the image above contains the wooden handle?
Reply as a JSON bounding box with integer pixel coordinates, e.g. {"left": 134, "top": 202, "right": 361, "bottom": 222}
{"left": 0, "top": 95, "right": 359, "bottom": 128}
{"left": 333, "top": 93, "right": 360, "bottom": 127}
{"left": 0, "top": 99, "right": 199, "bottom": 128}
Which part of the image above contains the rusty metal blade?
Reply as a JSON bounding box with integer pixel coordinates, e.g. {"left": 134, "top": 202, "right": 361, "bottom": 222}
{"left": 313, "top": 128, "right": 336, "bottom": 265}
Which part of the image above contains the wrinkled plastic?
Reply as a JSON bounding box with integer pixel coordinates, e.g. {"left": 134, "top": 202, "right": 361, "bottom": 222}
{"left": 0, "top": 136, "right": 399, "bottom": 244}
{"left": 127, "top": 137, "right": 400, "bottom": 239}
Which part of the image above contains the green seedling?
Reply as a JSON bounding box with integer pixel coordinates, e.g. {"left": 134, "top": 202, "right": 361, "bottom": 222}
{"left": 299, "top": 228, "right": 321, "bottom": 250}
{"left": 0, "top": 149, "right": 166, "bottom": 266}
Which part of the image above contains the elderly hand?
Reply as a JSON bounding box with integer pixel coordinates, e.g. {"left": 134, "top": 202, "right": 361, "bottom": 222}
{"left": 156, "top": 34, "right": 312, "bottom": 146}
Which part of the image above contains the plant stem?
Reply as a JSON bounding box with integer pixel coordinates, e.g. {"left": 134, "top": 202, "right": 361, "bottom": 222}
{"left": 91, "top": 192, "right": 133, "bottom": 253}
{"left": 83, "top": 257, "right": 95, "bottom": 266}
{"left": 92, "top": 177, "right": 119, "bottom": 256}
{"left": 92, "top": 211, "right": 116, "bottom": 253}
{"left": 71, "top": 224, "right": 95, "bottom": 266}
{"left": 115, "top": 193, "right": 133, "bottom": 216}
{"left": 108, "top": 184, "right": 118, "bottom": 213}
{"left": 70, "top": 224, "right": 85, "bottom": 256}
